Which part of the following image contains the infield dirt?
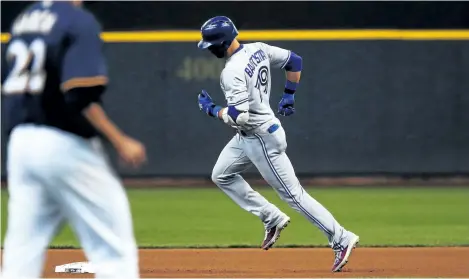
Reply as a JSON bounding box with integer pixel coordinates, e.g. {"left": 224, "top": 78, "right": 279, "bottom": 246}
{"left": 33, "top": 247, "right": 469, "bottom": 277}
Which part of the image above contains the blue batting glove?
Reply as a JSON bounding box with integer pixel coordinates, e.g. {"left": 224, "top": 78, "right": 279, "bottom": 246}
{"left": 198, "top": 90, "right": 222, "bottom": 118}
{"left": 278, "top": 93, "right": 295, "bottom": 116}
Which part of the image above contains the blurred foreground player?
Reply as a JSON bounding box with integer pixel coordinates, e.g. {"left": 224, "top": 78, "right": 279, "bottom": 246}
{"left": 1, "top": 1, "right": 145, "bottom": 277}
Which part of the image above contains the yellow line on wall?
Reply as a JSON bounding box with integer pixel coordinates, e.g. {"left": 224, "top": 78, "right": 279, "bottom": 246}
{"left": 1, "top": 30, "right": 469, "bottom": 43}
{"left": 1, "top": 33, "right": 10, "bottom": 42}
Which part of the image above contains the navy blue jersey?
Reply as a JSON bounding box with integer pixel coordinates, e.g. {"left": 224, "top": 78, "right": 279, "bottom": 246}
{"left": 1, "top": 1, "right": 108, "bottom": 138}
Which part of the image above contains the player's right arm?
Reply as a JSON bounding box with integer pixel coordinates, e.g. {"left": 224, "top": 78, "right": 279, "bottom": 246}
{"left": 198, "top": 68, "right": 250, "bottom": 127}
{"left": 217, "top": 68, "right": 250, "bottom": 126}
{"left": 61, "top": 11, "right": 146, "bottom": 167}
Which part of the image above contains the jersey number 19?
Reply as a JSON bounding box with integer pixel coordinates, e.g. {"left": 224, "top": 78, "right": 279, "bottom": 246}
{"left": 255, "top": 66, "right": 269, "bottom": 102}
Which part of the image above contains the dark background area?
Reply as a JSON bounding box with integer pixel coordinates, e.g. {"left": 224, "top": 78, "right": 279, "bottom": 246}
{"left": 1, "top": 1, "right": 468, "bottom": 179}
{"left": 2, "top": 1, "right": 469, "bottom": 31}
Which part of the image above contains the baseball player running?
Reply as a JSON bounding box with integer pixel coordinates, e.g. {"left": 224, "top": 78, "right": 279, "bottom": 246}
{"left": 197, "top": 16, "right": 359, "bottom": 272}
{"left": 1, "top": 1, "right": 144, "bottom": 277}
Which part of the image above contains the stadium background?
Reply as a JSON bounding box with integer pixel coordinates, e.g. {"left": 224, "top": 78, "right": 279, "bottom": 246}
{"left": 1, "top": 1, "right": 469, "bottom": 181}
{"left": 0, "top": 2, "right": 468, "bottom": 277}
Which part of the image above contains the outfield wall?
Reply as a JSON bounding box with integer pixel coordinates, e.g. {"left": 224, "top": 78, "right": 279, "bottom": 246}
{"left": 1, "top": 34, "right": 469, "bottom": 178}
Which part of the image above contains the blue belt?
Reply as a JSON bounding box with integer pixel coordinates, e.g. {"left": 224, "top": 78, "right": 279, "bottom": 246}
{"left": 240, "top": 124, "right": 279, "bottom": 136}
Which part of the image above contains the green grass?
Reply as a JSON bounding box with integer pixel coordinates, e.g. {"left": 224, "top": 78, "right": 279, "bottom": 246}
{"left": 1, "top": 186, "right": 468, "bottom": 248}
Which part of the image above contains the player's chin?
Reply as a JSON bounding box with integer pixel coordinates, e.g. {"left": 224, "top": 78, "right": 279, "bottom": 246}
{"left": 207, "top": 46, "right": 226, "bottom": 58}
{"left": 210, "top": 51, "right": 226, "bottom": 59}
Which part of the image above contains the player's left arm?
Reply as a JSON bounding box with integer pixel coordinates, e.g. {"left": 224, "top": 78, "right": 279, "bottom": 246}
{"left": 198, "top": 69, "right": 249, "bottom": 126}
{"left": 259, "top": 42, "right": 303, "bottom": 116}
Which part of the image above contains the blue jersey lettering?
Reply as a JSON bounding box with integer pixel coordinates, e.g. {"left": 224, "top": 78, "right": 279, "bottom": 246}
{"left": 244, "top": 49, "right": 267, "bottom": 78}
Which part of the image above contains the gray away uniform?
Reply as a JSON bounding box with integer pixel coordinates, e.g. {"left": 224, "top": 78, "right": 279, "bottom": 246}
{"left": 211, "top": 42, "right": 355, "bottom": 249}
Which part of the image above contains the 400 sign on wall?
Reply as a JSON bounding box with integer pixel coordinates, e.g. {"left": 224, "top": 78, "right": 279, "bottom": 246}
{"left": 176, "top": 56, "right": 225, "bottom": 82}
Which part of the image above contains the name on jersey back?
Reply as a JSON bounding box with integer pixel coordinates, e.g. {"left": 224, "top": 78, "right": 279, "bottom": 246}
{"left": 12, "top": 10, "right": 57, "bottom": 35}
{"left": 244, "top": 49, "right": 267, "bottom": 78}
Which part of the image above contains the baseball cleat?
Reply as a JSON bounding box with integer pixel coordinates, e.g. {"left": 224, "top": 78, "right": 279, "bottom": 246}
{"left": 261, "top": 215, "right": 291, "bottom": 250}
{"left": 331, "top": 234, "right": 360, "bottom": 272}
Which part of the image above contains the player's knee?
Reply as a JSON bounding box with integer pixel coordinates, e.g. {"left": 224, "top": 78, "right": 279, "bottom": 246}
{"left": 211, "top": 168, "right": 235, "bottom": 186}
{"left": 211, "top": 172, "right": 218, "bottom": 185}
{"left": 211, "top": 166, "right": 219, "bottom": 182}
{"left": 211, "top": 169, "right": 223, "bottom": 185}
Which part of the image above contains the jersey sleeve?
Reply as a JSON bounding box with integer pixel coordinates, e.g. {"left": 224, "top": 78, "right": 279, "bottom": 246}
{"left": 60, "top": 12, "right": 108, "bottom": 92}
{"left": 258, "top": 42, "right": 291, "bottom": 69}
{"left": 220, "top": 69, "right": 249, "bottom": 110}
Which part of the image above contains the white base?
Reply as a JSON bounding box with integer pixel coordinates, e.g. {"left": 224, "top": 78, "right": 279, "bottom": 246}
{"left": 55, "top": 261, "right": 95, "bottom": 274}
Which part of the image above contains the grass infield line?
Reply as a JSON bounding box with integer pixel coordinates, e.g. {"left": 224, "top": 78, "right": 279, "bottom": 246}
{"left": 1, "top": 30, "right": 469, "bottom": 43}
{"left": 37, "top": 244, "right": 469, "bottom": 249}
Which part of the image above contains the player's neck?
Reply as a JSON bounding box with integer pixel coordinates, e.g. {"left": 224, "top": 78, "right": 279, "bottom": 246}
{"left": 226, "top": 40, "right": 241, "bottom": 58}
{"left": 50, "top": 0, "right": 82, "bottom": 7}
{"left": 70, "top": 0, "right": 83, "bottom": 7}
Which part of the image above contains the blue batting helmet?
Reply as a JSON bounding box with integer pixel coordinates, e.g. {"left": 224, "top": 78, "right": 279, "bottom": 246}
{"left": 197, "top": 16, "right": 239, "bottom": 49}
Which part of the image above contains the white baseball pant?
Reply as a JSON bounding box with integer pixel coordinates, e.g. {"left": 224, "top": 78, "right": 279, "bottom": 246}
{"left": 1, "top": 125, "right": 139, "bottom": 278}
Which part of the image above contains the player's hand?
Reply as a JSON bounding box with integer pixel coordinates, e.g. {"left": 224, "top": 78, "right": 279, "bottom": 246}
{"left": 198, "top": 89, "right": 217, "bottom": 117}
{"left": 278, "top": 93, "right": 295, "bottom": 116}
{"left": 115, "top": 136, "right": 147, "bottom": 168}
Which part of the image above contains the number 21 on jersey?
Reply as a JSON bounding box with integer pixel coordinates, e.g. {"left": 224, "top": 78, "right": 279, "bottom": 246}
{"left": 2, "top": 38, "right": 47, "bottom": 95}
{"left": 255, "top": 66, "right": 269, "bottom": 102}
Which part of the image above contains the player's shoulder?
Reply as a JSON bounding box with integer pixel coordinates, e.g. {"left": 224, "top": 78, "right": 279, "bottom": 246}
{"left": 220, "top": 65, "right": 247, "bottom": 91}
{"left": 49, "top": 2, "right": 102, "bottom": 35}
{"left": 221, "top": 64, "right": 245, "bottom": 82}
{"left": 21, "top": 2, "right": 97, "bottom": 23}
{"left": 66, "top": 5, "right": 102, "bottom": 33}
{"left": 11, "top": 2, "right": 101, "bottom": 37}
{"left": 74, "top": 6, "right": 100, "bottom": 25}
{"left": 245, "top": 42, "right": 266, "bottom": 48}
{"left": 244, "top": 42, "right": 270, "bottom": 51}
{"left": 17, "top": 1, "right": 38, "bottom": 14}
{"left": 9, "top": 2, "right": 49, "bottom": 33}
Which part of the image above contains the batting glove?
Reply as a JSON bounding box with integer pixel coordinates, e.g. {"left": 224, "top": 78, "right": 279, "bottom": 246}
{"left": 278, "top": 93, "right": 295, "bottom": 116}
{"left": 198, "top": 90, "right": 222, "bottom": 118}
